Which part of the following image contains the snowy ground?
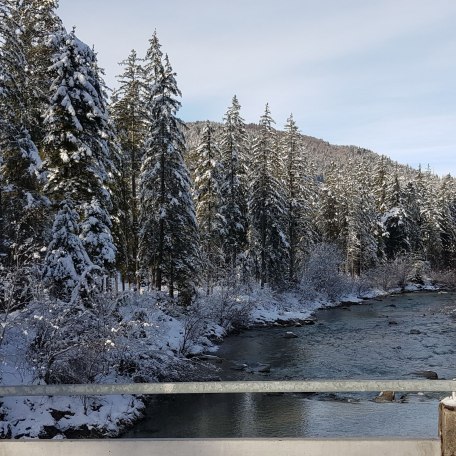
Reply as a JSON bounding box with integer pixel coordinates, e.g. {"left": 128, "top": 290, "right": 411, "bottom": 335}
{"left": 0, "top": 282, "right": 438, "bottom": 438}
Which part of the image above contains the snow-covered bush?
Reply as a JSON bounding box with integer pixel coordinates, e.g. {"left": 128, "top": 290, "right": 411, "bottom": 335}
{"left": 207, "top": 282, "right": 254, "bottom": 330}
{"left": 366, "top": 255, "right": 417, "bottom": 291}
{"left": 429, "top": 269, "right": 456, "bottom": 288}
{"left": 350, "top": 274, "right": 375, "bottom": 297}
{"left": 179, "top": 309, "right": 206, "bottom": 355}
{"left": 29, "top": 294, "right": 117, "bottom": 384}
{"left": 300, "top": 242, "right": 352, "bottom": 301}
{"left": 0, "top": 263, "right": 44, "bottom": 347}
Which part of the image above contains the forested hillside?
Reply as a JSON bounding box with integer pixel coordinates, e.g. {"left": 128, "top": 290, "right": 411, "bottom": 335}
{"left": 1, "top": 1, "right": 455, "bottom": 308}
{"left": 186, "top": 118, "right": 456, "bottom": 280}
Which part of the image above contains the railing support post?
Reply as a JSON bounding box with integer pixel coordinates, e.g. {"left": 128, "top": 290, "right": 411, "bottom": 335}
{"left": 439, "top": 395, "right": 456, "bottom": 456}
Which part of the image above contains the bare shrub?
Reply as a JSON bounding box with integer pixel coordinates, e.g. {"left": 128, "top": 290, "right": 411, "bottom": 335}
{"left": 30, "top": 294, "right": 116, "bottom": 384}
{"left": 300, "top": 243, "right": 352, "bottom": 301}
{"left": 351, "top": 275, "right": 374, "bottom": 297}
{"left": 430, "top": 269, "right": 456, "bottom": 288}
{"left": 366, "top": 255, "right": 417, "bottom": 291}
{"left": 179, "top": 310, "right": 206, "bottom": 355}
{"left": 207, "top": 280, "right": 255, "bottom": 331}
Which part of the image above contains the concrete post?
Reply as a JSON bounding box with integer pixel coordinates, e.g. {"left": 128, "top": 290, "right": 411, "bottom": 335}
{"left": 439, "top": 396, "right": 456, "bottom": 456}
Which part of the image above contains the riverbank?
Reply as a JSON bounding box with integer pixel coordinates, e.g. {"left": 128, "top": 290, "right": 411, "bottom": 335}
{"left": 0, "top": 281, "right": 439, "bottom": 438}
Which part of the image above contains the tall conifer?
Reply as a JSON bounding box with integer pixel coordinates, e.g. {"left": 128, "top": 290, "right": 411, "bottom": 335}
{"left": 139, "top": 33, "right": 199, "bottom": 302}
{"left": 248, "top": 104, "right": 288, "bottom": 287}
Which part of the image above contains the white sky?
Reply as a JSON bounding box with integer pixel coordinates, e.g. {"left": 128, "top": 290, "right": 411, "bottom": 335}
{"left": 58, "top": 0, "right": 456, "bottom": 175}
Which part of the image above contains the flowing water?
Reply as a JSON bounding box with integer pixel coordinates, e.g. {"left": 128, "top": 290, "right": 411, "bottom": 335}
{"left": 124, "top": 291, "right": 456, "bottom": 438}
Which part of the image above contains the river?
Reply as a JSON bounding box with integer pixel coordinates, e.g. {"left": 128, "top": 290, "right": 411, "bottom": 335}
{"left": 123, "top": 291, "right": 456, "bottom": 438}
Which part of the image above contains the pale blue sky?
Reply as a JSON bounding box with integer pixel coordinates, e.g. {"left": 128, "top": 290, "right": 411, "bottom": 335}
{"left": 58, "top": 0, "right": 456, "bottom": 175}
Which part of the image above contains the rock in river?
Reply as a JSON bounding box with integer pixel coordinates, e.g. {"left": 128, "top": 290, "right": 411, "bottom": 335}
{"left": 246, "top": 362, "right": 271, "bottom": 374}
{"left": 284, "top": 331, "right": 298, "bottom": 339}
{"left": 374, "top": 391, "right": 395, "bottom": 402}
{"left": 413, "top": 370, "right": 438, "bottom": 380}
{"left": 197, "top": 354, "right": 224, "bottom": 363}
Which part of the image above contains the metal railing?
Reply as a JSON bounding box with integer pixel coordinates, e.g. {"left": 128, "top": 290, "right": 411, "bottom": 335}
{"left": 0, "top": 379, "right": 455, "bottom": 396}
{"left": 1, "top": 379, "right": 453, "bottom": 456}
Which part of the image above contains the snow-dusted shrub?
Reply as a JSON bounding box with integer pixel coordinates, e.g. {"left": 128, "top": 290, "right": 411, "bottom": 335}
{"left": 179, "top": 309, "right": 206, "bottom": 355}
{"left": 0, "top": 261, "right": 43, "bottom": 312}
{"left": 366, "top": 255, "right": 417, "bottom": 291}
{"left": 0, "top": 263, "right": 45, "bottom": 348}
{"left": 351, "top": 275, "right": 375, "bottom": 297}
{"left": 29, "top": 294, "right": 117, "bottom": 384}
{"left": 206, "top": 282, "right": 254, "bottom": 330}
{"left": 409, "top": 258, "right": 431, "bottom": 284}
{"left": 429, "top": 269, "right": 456, "bottom": 288}
{"left": 300, "top": 242, "right": 351, "bottom": 301}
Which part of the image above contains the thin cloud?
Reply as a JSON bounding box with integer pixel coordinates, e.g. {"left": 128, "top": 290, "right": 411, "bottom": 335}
{"left": 58, "top": 0, "right": 456, "bottom": 175}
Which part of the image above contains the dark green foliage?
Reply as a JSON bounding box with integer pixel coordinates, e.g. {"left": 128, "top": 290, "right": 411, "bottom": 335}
{"left": 219, "top": 96, "right": 249, "bottom": 271}
{"left": 139, "top": 34, "right": 200, "bottom": 300}
{"left": 248, "top": 105, "right": 289, "bottom": 288}
{"left": 110, "top": 49, "right": 147, "bottom": 285}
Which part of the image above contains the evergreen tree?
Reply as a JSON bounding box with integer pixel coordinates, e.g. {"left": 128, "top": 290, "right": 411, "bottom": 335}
{"left": 374, "top": 155, "right": 388, "bottom": 213}
{"left": 11, "top": 0, "right": 63, "bottom": 149}
{"left": 282, "top": 114, "right": 308, "bottom": 282}
{"left": 248, "top": 104, "right": 288, "bottom": 287}
{"left": 42, "top": 30, "right": 116, "bottom": 278}
{"left": 79, "top": 198, "right": 116, "bottom": 272}
{"left": 43, "top": 30, "right": 111, "bottom": 204}
{"left": 139, "top": 34, "right": 199, "bottom": 302}
{"left": 194, "top": 121, "right": 225, "bottom": 293}
{"left": 437, "top": 175, "right": 456, "bottom": 269}
{"left": 403, "top": 180, "right": 422, "bottom": 253}
{"left": 43, "top": 198, "right": 98, "bottom": 302}
{"left": 110, "top": 49, "right": 146, "bottom": 285}
{"left": 381, "top": 173, "right": 410, "bottom": 260}
{"left": 345, "top": 165, "right": 378, "bottom": 275}
{"left": 416, "top": 167, "right": 442, "bottom": 266}
{"left": 0, "top": 0, "right": 49, "bottom": 267}
{"left": 318, "top": 162, "right": 347, "bottom": 246}
{"left": 219, "top": 95, "right": 248, "bottom": 272}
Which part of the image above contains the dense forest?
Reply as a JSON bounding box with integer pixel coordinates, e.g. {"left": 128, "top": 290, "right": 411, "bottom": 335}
{"left": 1, "top": 0, "right": 456, "bottom": 412}
{"left": 2, "top": 1, "right": 455, "bottom": 304}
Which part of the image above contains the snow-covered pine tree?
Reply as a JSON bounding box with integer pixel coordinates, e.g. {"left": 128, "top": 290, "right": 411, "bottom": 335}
{"left": 281, "top": 114, "right": 310, "bottom": 282}
{"left": 110, "top": 49, "right": 147, "bottom": 285}
{"left": 0, "top": 0, "right": 49, "bottom": 268}
{"left": 318, "top": 162, "right": 345, "bottom": 244}
{"left": 11, "top": 0, "right": 63, "bottom": 149}
{"left": 219, "top": 96, "right": 248, "bottom": 273}
{"left": 403, "top": 180, "right": 422, "bottom": 253}
{"left": 79, "top": 198, "right": 116, "bottom": 273}
{"left": 381, "top": 172, "right": 410, "bottom": 260}
{"left": 194, "top": 121, "right": 225, "bottom": 293}
{"left": 139, "top": 33, "right": 199, "bottom": 303}
{"left": 416, "top": 167, "right": 443, "bottom": 267}
{"left": 44, "top": 30, "right": 110, "bottom": 204}
{"left": 248, "top": 104, "right": 288, "bottom": 288}
{"left": 43, "top": 30, "right": 116, "bottom": 278}
{"left": 344, "top": 165, "right": 378, "bottom": 275}
{"left": 438, "top": 175, "right": 456, "bottom": 269}
{"left": 43, "top": 198, "right": 99, "bottom": 303}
